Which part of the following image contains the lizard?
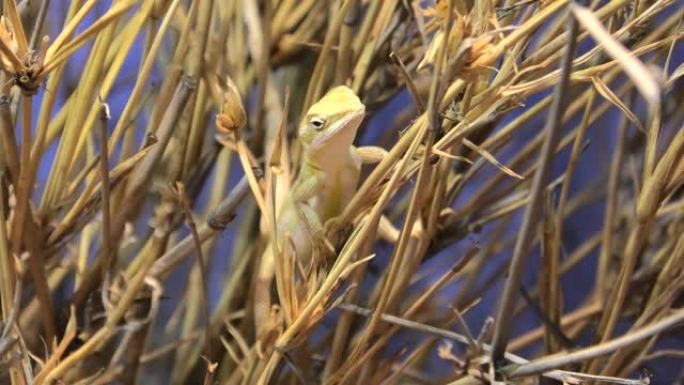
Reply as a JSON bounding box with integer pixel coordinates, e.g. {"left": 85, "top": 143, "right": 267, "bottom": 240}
{"left": 254, "top": 85, "right": 370, "bottom": 337}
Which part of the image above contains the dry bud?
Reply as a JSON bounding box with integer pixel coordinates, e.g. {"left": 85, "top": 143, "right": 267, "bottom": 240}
{"left": 215, "top": 75, "right": 246, "bottom": 145}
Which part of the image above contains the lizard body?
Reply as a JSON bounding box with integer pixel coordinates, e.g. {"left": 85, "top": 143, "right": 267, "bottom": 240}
{"left": 255, "top": 86, "right": 366, "bottom": 334}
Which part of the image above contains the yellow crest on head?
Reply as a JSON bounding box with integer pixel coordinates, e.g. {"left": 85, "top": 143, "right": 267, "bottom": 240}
{"left": 306, "top": 86, "right": 364, "bottom": 119}
{"left": 298, "top": 85, "right": 365, "bottom": 146}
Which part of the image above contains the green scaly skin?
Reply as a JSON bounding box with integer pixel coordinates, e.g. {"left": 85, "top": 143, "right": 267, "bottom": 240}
{"left": 255, "top": 86, "right": 366, "bottom": 337}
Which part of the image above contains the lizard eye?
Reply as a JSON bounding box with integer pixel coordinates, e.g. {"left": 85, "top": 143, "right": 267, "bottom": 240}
{"left": 309, "top": 116, "right": 326, "bottom": 131}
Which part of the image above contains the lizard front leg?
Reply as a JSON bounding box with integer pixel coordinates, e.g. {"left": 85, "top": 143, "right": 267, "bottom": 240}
{"left": 356, "top": 145, "right": 388, "bottom": 164}
{"left": 289, "top": 172, "right": 335, "bottom": 265}
{"left": 328, "top": 146, "right": 398, "bottom": 245}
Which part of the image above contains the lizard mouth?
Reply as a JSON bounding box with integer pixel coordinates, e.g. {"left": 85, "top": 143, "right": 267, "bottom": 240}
{"left": 310, "top": 109, "right": 365, "bottom": 148}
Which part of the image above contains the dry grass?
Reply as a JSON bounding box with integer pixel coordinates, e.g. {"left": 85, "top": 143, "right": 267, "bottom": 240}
{"left": 0, "top": 0, "right": 683, "bottom": 384}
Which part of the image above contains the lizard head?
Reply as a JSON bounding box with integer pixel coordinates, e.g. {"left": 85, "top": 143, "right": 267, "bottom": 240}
{"left": 299, "top": 85, "right": 365, "bottom": 152}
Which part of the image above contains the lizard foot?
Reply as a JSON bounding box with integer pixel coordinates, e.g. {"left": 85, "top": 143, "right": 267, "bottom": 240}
{"left": 311, "top": 229, "right": 336, "bottom": 266}
{"left": 324, "top": 217, "right": 354, "bottom": 252}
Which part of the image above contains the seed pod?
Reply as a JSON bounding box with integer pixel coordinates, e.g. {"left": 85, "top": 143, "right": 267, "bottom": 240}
{"left": 215, "top": 75, "right": 246, "bottom": 146}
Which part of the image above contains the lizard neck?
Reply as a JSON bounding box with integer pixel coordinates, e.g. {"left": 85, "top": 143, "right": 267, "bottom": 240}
{"left": 303, "top": 144, "right": 353, "bottom": 172}
{"left": 303, "top": 124, "right": 358, "bottom": 168}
